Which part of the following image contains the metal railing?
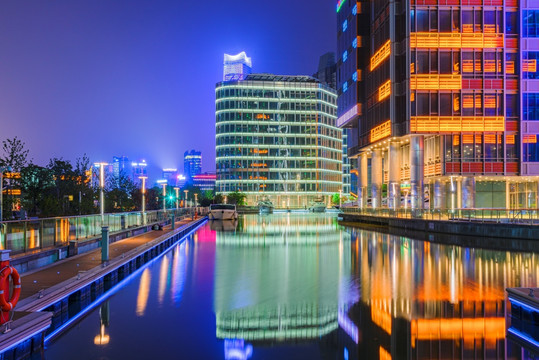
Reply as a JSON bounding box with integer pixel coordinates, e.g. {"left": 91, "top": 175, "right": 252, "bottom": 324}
{"left": 340, "top": 207, "right": 539, "bottom": 225}
{"left": 0, "top": 207, "right": 207, "bottom": 255}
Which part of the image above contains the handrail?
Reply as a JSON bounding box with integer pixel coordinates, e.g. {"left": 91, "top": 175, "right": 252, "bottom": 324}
{"left": 0, "top": 207, "right": 208, "bottom": 255}
{"left": 340, "top": 207, "right": 539, "bottom": 225}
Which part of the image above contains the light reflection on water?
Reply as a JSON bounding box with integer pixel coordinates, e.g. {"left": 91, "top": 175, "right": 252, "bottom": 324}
{"left": 44, "top": 214, "right": 538, "bottom": 360}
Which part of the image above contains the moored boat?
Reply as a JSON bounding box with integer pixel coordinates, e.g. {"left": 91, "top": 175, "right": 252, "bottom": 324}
{"left": 209, "top": 204, "right": 238, "bottom": 220}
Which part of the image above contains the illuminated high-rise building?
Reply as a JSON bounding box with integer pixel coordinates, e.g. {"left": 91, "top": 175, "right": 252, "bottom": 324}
{"left": 313, "top": 52, "right": 353, "bottom": 197}
{"left": 184, "top": 150, "right": 202, "bottom": 181}
{"left": 131, "top": 160, "right": 148, "bottom": 184}
{"left": 223, "top": 52, "right": 252, "bottom": 81}
{"left": 162, "top": 168, "right": 179, "bottom": 187}
{"left": 337, "top": 0, "right": 537, "bottom": 210}
{"left": 215, "top": 74, "right": 342, "bottom": 208}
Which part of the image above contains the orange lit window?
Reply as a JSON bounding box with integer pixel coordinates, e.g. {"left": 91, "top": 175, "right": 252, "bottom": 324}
{"left": 410, "top": 75, "right": 461, "bottom": 90}
{"left": 523, "top": 59, "right": 537, "bottom": 73}
{"left": 411, "top": 62, "right": 415, "bottom": 73}
{"left": 453, "top": 135, "right": 460, "bottom": 146}
{"left": 453, "top": 95, "right": 460, "bottom": 112}
{"left": 410, "top": 116, "right": 505, "bottom": 132}
{"left": 506, "top": 135, "right": 515, "bottom": 144}
{"left": 463, "top": 134, "right": 474, "bottom": 144}
{"left": 463, "top": 60, "right": 473, "bottom": 73}
{"left": 378, "top": 80, "right": 391, "bottom": 101}
{"left": 463, "top": 95, "right": 474, "bottom": 108}
{"left": 475, "top": 95, "right": 482, "bottom": 109}
{"left": 370, "top": 120, "right": 391, "bottom": 142}
{"left": 523, "top": 134, "right": 537, "bottom": 143}
{"left": 475, "top": 59, "right": 482, "bottom": 72}
{"left": 410, "top": 32, "right": 503, "bottom": 49}
{"left": 506, "top": 61, "right": 515, "bottom": 74}
{"left": 410, "top": 92, "right": 415, "bottom": 102}
{"left": 475, "top": 134, "right": 482, "bottom": 143}
{"left": 484, "top": 134, "right": 496, "bottom": 144}
{"left": 485, "top": 95, "right": 496, "bottom": 108}
{"left": 370, "top": 40, "right": 391, "bottom": 71}
{"left": 484, "top": 60, "right": 496, "bottom": 73}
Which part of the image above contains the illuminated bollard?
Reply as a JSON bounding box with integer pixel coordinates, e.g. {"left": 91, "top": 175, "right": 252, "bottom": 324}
{"left": 101, "top": 226, "right": 109, "bottom": 262}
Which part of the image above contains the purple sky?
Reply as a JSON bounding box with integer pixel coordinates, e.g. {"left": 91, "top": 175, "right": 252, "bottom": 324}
{"left": 0, "top": 1, "right": 336, "bottom": 180}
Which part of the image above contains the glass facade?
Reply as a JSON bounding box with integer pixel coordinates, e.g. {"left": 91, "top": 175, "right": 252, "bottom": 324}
{"left": 337, "top": 0, "right": 539, "bottom": 210}
{"left": 215, "top": 74, "right": 342, "bottom": 208}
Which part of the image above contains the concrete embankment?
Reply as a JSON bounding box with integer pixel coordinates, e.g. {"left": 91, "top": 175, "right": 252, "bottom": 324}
{"left": 0, "top": 217, "right": 207, "bottom": 359}
{"left": 340, "top": 213, "right": 539, "bottom": 252}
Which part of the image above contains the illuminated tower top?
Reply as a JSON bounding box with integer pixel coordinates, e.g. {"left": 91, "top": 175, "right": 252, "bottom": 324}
{"left": 223, "top": 52, "right": 252, "bottom": 81}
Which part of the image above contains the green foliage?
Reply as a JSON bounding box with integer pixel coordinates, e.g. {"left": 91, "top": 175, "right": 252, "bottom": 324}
{"left": 332, "top": 193, "right": 340, "bottom": 205}
{"left": 213, "top": 193, "right": 224, "bottom": 204}
{"left": 199, "top": 190, "right": 215, "bottom": 207}
{"left": 105, "top": 170, "right": 137, "bottom": 212}
{"left": 19, "top": 164, "right": 55, "bottom": 217}
{"left": 227, "top": 191, "right": 247, "bottom": 206}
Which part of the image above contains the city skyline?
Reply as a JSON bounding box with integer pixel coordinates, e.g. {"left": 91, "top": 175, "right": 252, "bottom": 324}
{"left": 0, "top": 1, "right": 336, "bottom": 179}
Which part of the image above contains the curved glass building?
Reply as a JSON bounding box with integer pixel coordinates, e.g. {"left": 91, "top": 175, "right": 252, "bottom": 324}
{"left": 215, "top": 74, "right": 342, "bottom": 208}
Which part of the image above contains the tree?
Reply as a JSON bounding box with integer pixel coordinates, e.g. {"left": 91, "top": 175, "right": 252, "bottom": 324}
{"left": 20, "top": 164, "right": 55, "bottom": 217}
{"left": 332, "top": 193, "right": 340, "bottom": 205}
{"left": 106, "top": 170, "right": 137, "bottom": 212}
{"left": 199, "top": 190, "right": 215, "bottom": 207}
{"left": 0, "top": 137, "right": 30, "bottom": 219}
{"left": 213, "top": 193, "right": 224, "bottom": 204}
{"left": 227, "top": 191, "right": 247, "bottom": 206}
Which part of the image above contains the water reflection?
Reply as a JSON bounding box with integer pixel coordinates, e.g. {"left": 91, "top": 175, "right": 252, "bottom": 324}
{"left": 345, "top": 228, "right": 539, "bottom": 359}
{"left": 213, "top": 214, "right": 353, "bottom": 343}
{"left": 135, "top": 268, "right": 151, "bottom": 317}
{"left": 93, "top": 301, "right": 110, "bottom": 346}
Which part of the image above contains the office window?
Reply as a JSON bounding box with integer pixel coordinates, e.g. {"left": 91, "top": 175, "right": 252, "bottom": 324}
{"left": 524, "top": 93, "right": 539, "bottom": 120}
{"left": 523, "top": 10, "right": 539, "bottom": 37}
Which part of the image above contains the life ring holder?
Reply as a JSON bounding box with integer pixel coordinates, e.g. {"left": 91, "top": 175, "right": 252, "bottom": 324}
{"left": 0, "top": 266, "right": 21, "bottom": 311}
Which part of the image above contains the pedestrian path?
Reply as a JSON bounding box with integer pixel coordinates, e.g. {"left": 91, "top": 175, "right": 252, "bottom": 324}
{"left": 19, "top": 217, "right": 193, "bottom": 301}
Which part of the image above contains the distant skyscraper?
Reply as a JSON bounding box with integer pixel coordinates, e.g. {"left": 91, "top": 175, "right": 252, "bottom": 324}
{"left": 162, "top": 168, "right": 179, "bottom": 187}
{"left": 313, "top": 52, "right": 337, "bottom": 90}
{"left": 131, "top": 160, "right": 148, "bottom": 184}
{"left": 223, "top": 52, "right": 252, "bottom": 81}
{"left": 184, "top": 150, "right": 202, "bottom": 180}
{"left": 112, "top": 156, "right": 129, "bottom": 186}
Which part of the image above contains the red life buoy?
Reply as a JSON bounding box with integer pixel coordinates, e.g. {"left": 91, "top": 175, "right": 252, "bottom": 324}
{"left": 0, "top": 266, "right": 21, "bottom": 311}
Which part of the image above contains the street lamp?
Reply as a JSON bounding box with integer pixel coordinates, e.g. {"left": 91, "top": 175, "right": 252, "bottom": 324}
{"left": 0, "top": 166, "right": 12, "bottom": 222}
{"left": 94, "top": 163, "right": 108, "bottom": 222}
{"left": 194, "top": 193, "right": 198, "bottom": 209}
{"left": 174, "top": 187, "right": 179, "bottom": 210}
{"left": 139, "top": 176, "right": 147, "bottom": 224}
{"left": 161, "top": 183, "right": 167, "bottom": 211}
{"left": 184, "top": 190, "right": 189, "bottom": 208}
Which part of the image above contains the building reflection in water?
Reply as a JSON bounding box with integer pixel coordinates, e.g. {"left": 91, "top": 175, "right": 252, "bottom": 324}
{"left": 212, "top": 213, "right": 538, "bottom": 359}
{"left": 213, "top": 214, "right": 353, "bottom": 348}
{"left": 345, "top": 228, "right": 538, "bottom": 359}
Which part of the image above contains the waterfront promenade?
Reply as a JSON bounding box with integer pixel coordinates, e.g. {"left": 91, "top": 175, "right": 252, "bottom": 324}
{"left": 17, "top": 216, "right": 193, "bottom": 302}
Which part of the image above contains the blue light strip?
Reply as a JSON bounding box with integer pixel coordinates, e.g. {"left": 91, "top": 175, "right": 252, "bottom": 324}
{"left": 508, "top": 297, "right": 539, "bottom": 314}
{"left": 43, "top": 220, "right": 207, "bottom": 344}
{"left": 507, "top": 328, "right": 539, "bottom": 349}
{"left": 0, "top": 327, "right": 50, "bottom": 354}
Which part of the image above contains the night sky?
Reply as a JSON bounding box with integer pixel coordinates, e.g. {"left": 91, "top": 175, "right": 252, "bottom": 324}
{"left": 0, "top": 0, "right": 336, "bottom": 180}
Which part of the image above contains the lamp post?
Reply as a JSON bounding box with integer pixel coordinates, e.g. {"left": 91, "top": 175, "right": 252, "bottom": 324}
{"left": 174, "top": 187, "right": 179, "bottom": 210}
{"left": 94, "top": 163, "right": 108, "bottom": 222}
{"left": 161, "top": 183, "right": 167, "bottom": 212}
{"left": 194, "top": 193, "right": 198, "bottom": 209}
{"left": 184, "top": 190, "right": 189, "bottom": 208}
{"left": 139, "top": 176, "right": 147, "bottom": 224}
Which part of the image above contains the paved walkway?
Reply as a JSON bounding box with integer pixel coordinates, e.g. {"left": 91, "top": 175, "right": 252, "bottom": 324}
{"left": 19, "top": 217, "right": 195, "bottom": 301}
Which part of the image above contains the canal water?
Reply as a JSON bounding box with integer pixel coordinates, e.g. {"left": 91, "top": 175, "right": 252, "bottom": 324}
{"left": 44, "top": 213, "right": 537, "bottom": 359}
